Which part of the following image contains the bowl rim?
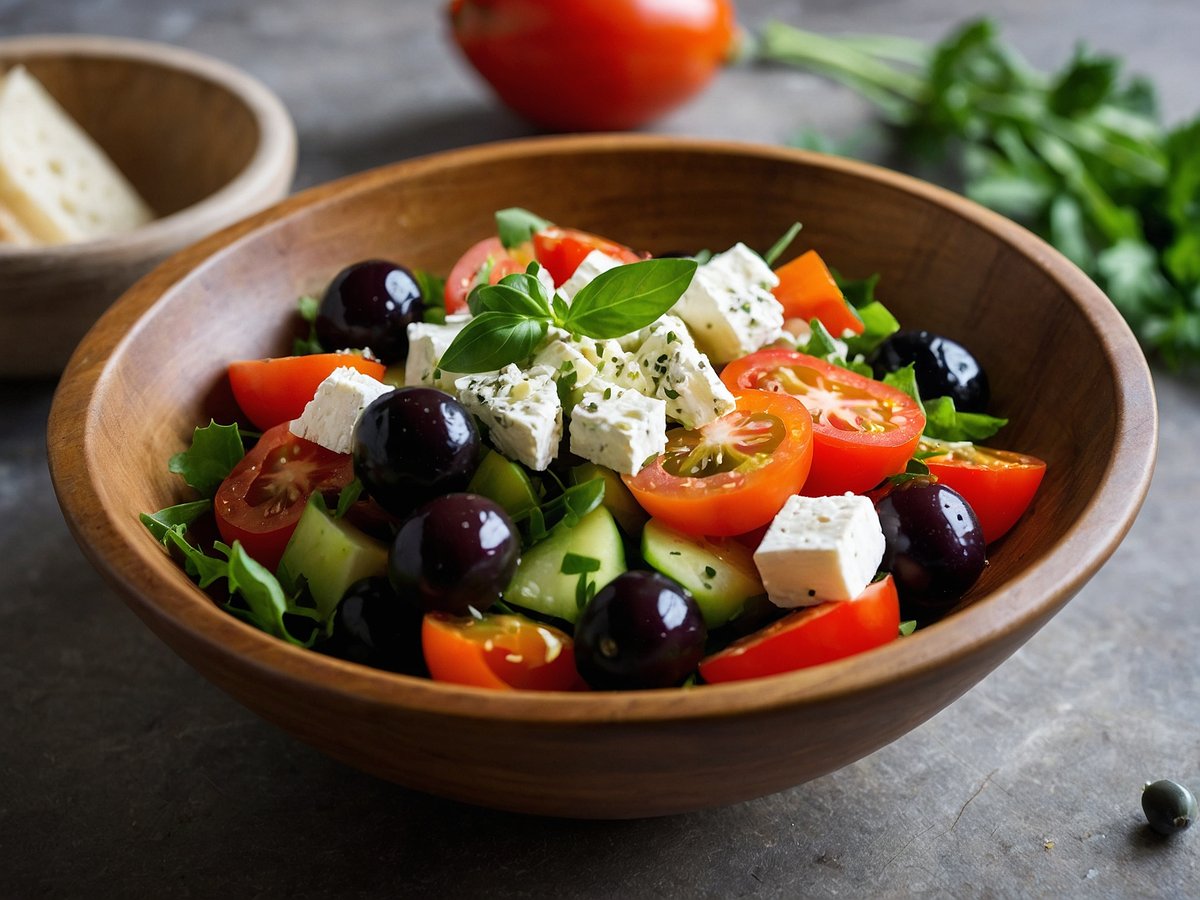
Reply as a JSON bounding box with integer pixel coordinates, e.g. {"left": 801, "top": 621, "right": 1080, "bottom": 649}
{"left": 48, "top": 134, "right": 1157, "bottom": 726}
{"left": 0, "top": 32, "right": 296, "bottom": 259}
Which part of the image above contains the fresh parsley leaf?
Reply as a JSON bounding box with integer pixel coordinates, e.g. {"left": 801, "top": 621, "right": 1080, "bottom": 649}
{"left": 167, "top": 421, "right": 245, "bottom": 497}
{"left": 437, "top": 311, "right": 549, "bottom": 374}
{"left": 496, "top": 207, "right": 553, "bottom": 249}
{"left": 334, "top": 479, "right": 363, "bottom": 518}
{"left": 139, "top": 500, "right": 212, "bottom": 541}
{"left": 763, "top": 221, "right": 804, "bottom": 267}
{"left": 564, "top": 258, "right": 698, "bottom": 339}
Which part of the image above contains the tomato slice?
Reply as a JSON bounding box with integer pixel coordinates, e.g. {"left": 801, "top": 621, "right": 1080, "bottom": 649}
{"left": 214, "top": 423, "right": 355, "bottom": 570}
{"left": 228, "top": 353, "right": 386, "bottom": 432}
{"left": 532, "top": 226, "right": 642, "bottom": 287}
{"left": 722, "top": 349, "right": 924, "bottom": 497}
{"left": 921, "top": 439, "right": 1047, "bottom": 544}
{"left": 699, "top": 575, "right": 901, "bottom": 683}
{"left": 623, "top": 390, "right": 813, "bottom": 537}
{"left": 444, "top": 236, "right": 529, "bottom": 313}
{"left": 772, "top": 250, "right": 863, "bottom": 337}
{"left": 422, "top": 611, "right": 586, "bottom": 691}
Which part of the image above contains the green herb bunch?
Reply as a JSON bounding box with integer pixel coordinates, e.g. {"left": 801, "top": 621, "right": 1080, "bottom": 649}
{"left": 760, "top": 18, "right": 1200, "bottom": 369}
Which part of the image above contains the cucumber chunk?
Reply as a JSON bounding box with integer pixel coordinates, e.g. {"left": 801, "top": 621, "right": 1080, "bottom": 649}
{"left": 278, "top": 498, "right": 389, "bottom": 620}
{"left": 570, "top": 462, "right": 648, "bottom": 536}
{"left": 641, "top": 518, "right": 764, "bottom": 628}
{"left": 505, "top": 506, "right": 625, "bottom": 624}
{"left": 468, "top": 449, "right": 539, "bottom": 517}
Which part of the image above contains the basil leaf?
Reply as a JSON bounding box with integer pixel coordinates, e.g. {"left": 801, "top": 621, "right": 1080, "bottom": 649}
{"left": 168, "top": 421, "right": 245, "bottom": 497}
{"left": 564, "top": 258, "right": 698, "bottom": 339}
{"left": 437, "top": 311, "right": 548, "bottom": 374}
{"left": 139, "top": 500, "right": 212, "bottom": 542}
{"left": 470, "top": 270, "right": 554, "bottom": 320}
{"left": 763, "top": 221, "right": 803, "bottom": 267}
{"left": 496, "top": 207, "right": 553, "bottom": 249}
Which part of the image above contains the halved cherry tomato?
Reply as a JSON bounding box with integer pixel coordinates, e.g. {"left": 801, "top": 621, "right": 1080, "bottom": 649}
{"left": 922, "top": 439, "right": 1047, "bottom": 544}
{"left": 722, "top": 349, "right": 924, "bottom": 497}
{"left": 443, "top": 236, "right": 530, "bottom": 314}
{"left": 228, "top": 354, "right": 386, "bottom": 431}
{"left": 422, "top": 611, "right": 587, "bottom": 691}
{"left": 214, "top": 423, "right": 355, "bottom": 570}
{"left": 532, "top": 226, "right": 642, "bottom": 286}
{"left": 449, "top": 0, "right": 737, "bottom": 132}
{"left": 699, "top": 575, "right": 901, "bottom": 683}
{"left": 772, "top": 250, "right": 863, "bottom": 337}
{"left": 623, "top": 389, "right": 813, "bottom": 537}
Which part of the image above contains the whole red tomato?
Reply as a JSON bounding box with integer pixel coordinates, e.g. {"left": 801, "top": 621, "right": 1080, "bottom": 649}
{"left": 448, "top": 0, "right": 737, "bottom": 131}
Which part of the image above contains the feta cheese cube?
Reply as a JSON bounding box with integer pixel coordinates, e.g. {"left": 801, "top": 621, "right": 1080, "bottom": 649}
{"left": 635, "top": 320, "right": 735, "bottom": 430}
{"left": 753, "top": 494, "right": 886, "bottom": 607}
{"left": 456, "top": 364, "right": 562, "bottom": 471}
{"left": 570, "top": 386, "right": 667, "bottom": 475}
{"left": 404, "top": 319, "right": 470, "bottom": 390}
{"left": 532, "top": 335, "right": 598, "bottom": 390}
{"left": 557, "top": 250, "right": 623, "bottom": 304}
{"left": 589, "top": 340, "right": 650, "bottom": 394}
{"left": 671, "top": 242, "right": 784, "bottom": 364}
{"left": 290, "top": 366, "right": 393, "bottom": 454}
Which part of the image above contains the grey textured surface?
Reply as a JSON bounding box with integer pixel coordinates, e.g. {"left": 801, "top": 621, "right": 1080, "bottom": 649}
{"left": 3, "top": 0, "right": 1199, "bottom": 896}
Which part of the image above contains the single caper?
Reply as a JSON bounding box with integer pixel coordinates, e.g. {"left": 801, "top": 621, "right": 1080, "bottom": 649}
{"left": 1142, "top": 779, "right": 1197, "bottom": 835}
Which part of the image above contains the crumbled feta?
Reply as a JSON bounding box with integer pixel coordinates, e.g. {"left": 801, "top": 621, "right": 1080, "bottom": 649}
{"left": 670, "top": 242, "right": 784, "bottom": 364}
{"left": 290, "top": 366, "right": 394, "bottom": 454}
{"left": 404, "top": 319, "right": 470, "bottom": 390}
{"left": 456, "top": 364, "right": 562, "bottom": 471}
{"left": 588, "top": 339, "right": 650, "bottom": 394}
{"left": 634, "top": 317, "right": 735, "bottom": 430}
{"left": 753, "top": 493, "right": 886, "bottom": 607}
{"left": 532, "top": 335, "right": 598, "bottom": 390}
{"left": 557, "top": 250, "right": 622, "bottom": 304}
{"left": 570, "top": 386, "right": 667, "bottom": 475}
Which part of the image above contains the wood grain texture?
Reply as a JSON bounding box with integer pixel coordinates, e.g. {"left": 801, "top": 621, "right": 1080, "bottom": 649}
{"left": 0, "top": 34, "right": 297, "bottom": 377}
{"left": 46, "top": 136, "right": 1157, "bottom": 818}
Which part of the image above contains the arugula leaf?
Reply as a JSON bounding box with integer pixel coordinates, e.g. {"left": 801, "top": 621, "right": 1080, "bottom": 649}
{"left": 293, "top": 295, "right": 324, "bottom": 355}
{"left": 222, "top": 542, "right": 313, "bottom": 645}
{"left": 168, "top": 421, "right": 245, "bottom": 497}
{"left": 564, "top": 258, "right": 698, "bottom": 339}
{"left": 763, "top": 221, "right": 804, "bottom": 267}
{"left": 496, "top": 207, "right": 552, "bottom": 249}
{"left": 436, "top": 311, "right": 548, "bottom": 374}
{"left": 139, "top": 499, "right": 212, "bottom": 542}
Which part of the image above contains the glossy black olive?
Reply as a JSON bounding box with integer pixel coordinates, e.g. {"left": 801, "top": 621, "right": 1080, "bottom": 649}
{"left": 316, "top": 260, "right": 424, "bottom": 363}
{"left": 320, "top": 576, "right": 426, "bottom": 675}
{"left": 869, "top": 330, "right": 990, "bottom": 413}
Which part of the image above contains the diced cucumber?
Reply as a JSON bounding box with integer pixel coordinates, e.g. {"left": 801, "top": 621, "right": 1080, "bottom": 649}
{"left": 570, "top": 462, "right": 648, "bottom": 536}
{"left": 641, "top": 518, "right": 764, "bottom": 628}
{"left": 505, "top": 506, "right": 625, "bottom": 624}
{"left": 278, "top": 498, "right": 389, "bottom": 620}
{"left": 468, "top": 449, "right": 539, "bottom": 517}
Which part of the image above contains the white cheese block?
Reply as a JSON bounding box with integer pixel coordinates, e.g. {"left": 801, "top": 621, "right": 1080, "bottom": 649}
{"left": 532, "top": 335, "right": 598, "bottom": 389}
{"left": 588, "top": 339, "right": 650, "bottom": 395}
{"left": 404, "top": 319, "right": 472, "bottom": 390}
{"left": 635, "top": 317, "right": 735, "bottom": 430}
{"left": 557, "top": 249, "right": 623, "bottom": 304}
{"left": 753, "top": 493, "right": 886, "bottom": 607}
{"left": 290, "top": 367, "right": 394, "bottom": 454}
{"left": 670, "top": 242, "right": 784, "bottom": 364}
{"left": 456, "top": 364, "right": 563, "bottom": 471}
{"left": 0, "top": 66, "right": 154, "bottom": 245}
{"left": 570, "top": 385, "right": 667, "bottom": 475}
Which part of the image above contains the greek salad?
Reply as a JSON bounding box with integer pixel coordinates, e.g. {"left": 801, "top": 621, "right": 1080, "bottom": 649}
{"left": 141, "top": 208, "right": 1047, "bottom": 691}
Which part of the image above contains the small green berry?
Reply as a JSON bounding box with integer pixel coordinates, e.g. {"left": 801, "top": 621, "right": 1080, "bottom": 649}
{"left": 1142, "top": 779, "right": 1197, "bottom": 836}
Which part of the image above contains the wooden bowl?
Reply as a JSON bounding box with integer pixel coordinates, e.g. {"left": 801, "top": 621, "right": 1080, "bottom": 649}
{"left": 47, "top": 136, "right": 1156, "bottom": 818}
{"left": 0, "top": 34, "right": 296, "bottom": 378}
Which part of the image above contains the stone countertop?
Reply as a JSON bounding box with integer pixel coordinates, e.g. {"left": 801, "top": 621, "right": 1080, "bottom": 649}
{"left": 3, "top": 0, "right": 1199, "bottom": 896}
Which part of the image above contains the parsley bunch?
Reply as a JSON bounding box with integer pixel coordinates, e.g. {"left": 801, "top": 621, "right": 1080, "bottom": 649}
{"left": 760, "top": 18, "right": 1200, "bottom": 369}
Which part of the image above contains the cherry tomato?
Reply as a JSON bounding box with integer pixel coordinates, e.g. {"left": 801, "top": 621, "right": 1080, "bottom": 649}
{"left": 228, "top": 354, "right": 386, "bottom": 431}
{"left": 214, "top": 423, "right": 355, "bottom": 570}
{"left": 532, "top": 226, "right": 642, "bottom": 286}
{"left": 448, "top": 0, "right": 737, "bottom": 131}
{"left": 422, "top": 611, "right": 587, "bottom": 691}
{"left": 772, "top": 250, "right": 863, "bottom": 337}
{"left": 699, "top": 575, "right": 901, "bottom": 684}
{"left": 443, "top": 236, "right": 530, "bottom": 314}
{"left": 722, "top": 349, "right": 924, "bottom": 497}
{"left": 922, "top": 439, "right": 1047, "bottom": 544}
{"left": 623, "top": 389, "right": 813, "bottom": 537}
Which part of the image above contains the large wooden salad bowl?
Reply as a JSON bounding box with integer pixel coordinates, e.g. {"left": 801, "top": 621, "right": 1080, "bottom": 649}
{"left": 47, "top": 136, "right": 1156, "bottom": 818}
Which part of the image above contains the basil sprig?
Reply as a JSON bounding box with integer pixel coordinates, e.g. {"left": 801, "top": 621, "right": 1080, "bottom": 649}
{"left": 438, "top": 257, "right": 698, "bottom": 374}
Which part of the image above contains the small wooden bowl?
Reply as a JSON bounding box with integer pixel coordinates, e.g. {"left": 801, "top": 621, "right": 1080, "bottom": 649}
{"left": 47, "top": 137, "right": 1156, "bottom": 818}
{"left": 0, "top": 34, "right": 296, "bottom": 378}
